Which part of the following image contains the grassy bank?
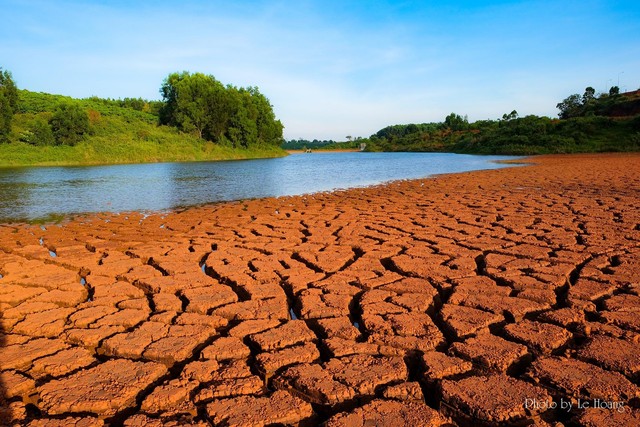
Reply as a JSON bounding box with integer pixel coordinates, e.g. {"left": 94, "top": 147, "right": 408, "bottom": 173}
{"left": 0, "top": 139, "right": 286, "bottom": 167}
{"left": 1, "top": 90, "right": 286, "bottom": 167}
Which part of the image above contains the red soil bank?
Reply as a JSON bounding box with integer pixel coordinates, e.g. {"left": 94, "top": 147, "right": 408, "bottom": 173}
{"left": 1, "top": 153, "right": 639, "bottom": 426}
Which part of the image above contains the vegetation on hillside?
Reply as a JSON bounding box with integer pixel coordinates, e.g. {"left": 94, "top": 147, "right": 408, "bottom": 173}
{"left": 0, "top": 68, "right": 286, "bottom": 166}
{"left": 305, "top": 87, "right": 640, "bottom": 155}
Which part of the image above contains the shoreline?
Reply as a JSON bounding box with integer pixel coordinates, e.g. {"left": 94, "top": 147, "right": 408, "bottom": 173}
{"left": 1, "top": 153, "right": 639, "bottom": 425}
{"left": 0, "top": 143, "right": 288, "bottom": 169}
{"left": 0, "top": 152, "right": 524, "bottom": 225}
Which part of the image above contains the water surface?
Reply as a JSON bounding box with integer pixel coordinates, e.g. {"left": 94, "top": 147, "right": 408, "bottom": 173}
{"left": 0, "top": 152, "right": 522, "bottom": 222}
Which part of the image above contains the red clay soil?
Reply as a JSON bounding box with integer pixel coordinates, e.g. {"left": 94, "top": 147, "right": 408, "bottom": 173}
{"left": 1, "top": 153, "right": 639, "bottom": 426}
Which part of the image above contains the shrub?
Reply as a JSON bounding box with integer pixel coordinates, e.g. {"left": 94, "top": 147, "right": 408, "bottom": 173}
{"left": 49, "top": 102, "right": 90, "bottom": 145}
{"left": 28, "top": 118, "right": 55, "bottom": 145}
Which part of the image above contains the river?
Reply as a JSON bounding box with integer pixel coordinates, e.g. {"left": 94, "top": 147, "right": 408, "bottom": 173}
{"left": 0, "top": 152, "right": 522, "bottom": 222}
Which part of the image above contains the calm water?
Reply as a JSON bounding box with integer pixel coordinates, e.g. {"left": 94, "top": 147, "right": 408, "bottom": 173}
{"left": 0, "top": 152, "right": 522, "bottom": 222}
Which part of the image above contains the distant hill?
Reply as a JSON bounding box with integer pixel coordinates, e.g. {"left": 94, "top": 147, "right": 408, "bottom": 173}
{"left": 360, "top": 87, "right": 640, "bottom": 155}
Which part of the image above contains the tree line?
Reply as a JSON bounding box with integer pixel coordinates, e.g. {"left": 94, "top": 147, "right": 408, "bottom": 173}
{"left": 0, "top": 67, "right": 284, "bottom": 148}
{"left": 555, "top": 85, "right": 640, "bottom": 118}
{"left": 282, "top": 138, "right": 340, "bottom": 150}
{"left": 361, "top": 86, "right": 640, "bottom": 154}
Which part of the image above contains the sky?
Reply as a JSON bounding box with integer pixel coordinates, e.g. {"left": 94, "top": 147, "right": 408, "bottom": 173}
{"left": 1, "top": 0, "right": 639, "bottom": 140}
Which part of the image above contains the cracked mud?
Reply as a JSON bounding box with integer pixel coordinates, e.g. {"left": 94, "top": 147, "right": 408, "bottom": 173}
{"left": 1, "top": 153, "right": 639, "bottom": 426}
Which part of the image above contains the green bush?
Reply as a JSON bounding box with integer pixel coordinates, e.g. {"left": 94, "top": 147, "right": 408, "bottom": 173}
{"left": 29, "top": 118, "right": 55, "bottom": 145}
{"left": 49, "top": 102, "right": 90, "bottom": 145}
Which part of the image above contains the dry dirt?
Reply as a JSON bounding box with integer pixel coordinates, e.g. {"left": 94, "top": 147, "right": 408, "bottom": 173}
{"left": 1, "top": 153, "right": 639, "bottom": 426}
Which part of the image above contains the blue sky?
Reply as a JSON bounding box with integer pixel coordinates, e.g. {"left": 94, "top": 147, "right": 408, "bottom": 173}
{"left": 2, "top": 0, "right": 639, "bottom": 140}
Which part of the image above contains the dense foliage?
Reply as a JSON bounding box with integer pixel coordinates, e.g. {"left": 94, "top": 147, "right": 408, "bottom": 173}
{"left": 0, "top": 68, "right": 18, "bottom": 143}
{"left": 0, "top": 67, "right": 287, "bottom": 166}
{"left": 49, "top": 102, "right": 90, "bottom": 145}
{"left": 555, "top": 86, "right": 640, "bottom": 119}
{"left": 159, "top": 72, "right": 283, "bottom": 148}
{"left": 363, "top": 87, "right": 640, "bottom": 154}
{"left": 20, "top": 117, "right": 55, "bottom": 146}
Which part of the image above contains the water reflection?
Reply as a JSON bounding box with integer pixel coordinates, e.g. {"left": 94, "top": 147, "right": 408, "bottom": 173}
{"left": 0, "top": 153, "right": 522, "bottom": 222}
{"left": 0, "top": 167, "right": 37, "bottom": 220}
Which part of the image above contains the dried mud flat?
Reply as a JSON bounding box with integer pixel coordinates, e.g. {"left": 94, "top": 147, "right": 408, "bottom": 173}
{"left": 1, "top": 153, "right": 639, "bottom": 426}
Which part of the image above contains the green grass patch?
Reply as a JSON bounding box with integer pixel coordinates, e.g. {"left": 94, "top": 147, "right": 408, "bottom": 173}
{"left": 2, "top": 90, "right": 286, "bottom": 167}
{"left": 0, "top": 138, "right": 286, "bottom": 167}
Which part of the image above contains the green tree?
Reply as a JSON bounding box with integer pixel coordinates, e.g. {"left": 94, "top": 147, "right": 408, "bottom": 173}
{"left": 160, "top": 73, "right": 185, "bottom": 126}
{"left": 159, "top": 72, "right": 230, "bottom": 140}
{"left": 49, "top": 102, "right": 90, "bottom": 145}
{"left": 444, "top": 113, "right": 468, "bottom": 131}
{"left": 245, "top": 86, "right": 283, "bottom": 145}
{"left": 609, "top": 86, "right": 620, "bottom": 96}
{"left": 159, "top": 72, "right": 283, "bottom": 147}
{"left": 29, "top": 117, "right": 56, "bottom": 145}
{"left": 0, "top": 68, "right": 18, "bottom": 110}
{"left": 226, "top": 87, "right": 258, "bottom": 148}
{"left": 501, "top": 110, "right": 518, "bottom": 121}
{"left": 556, "top": 94, "right": 582, "bottom": 119}
{"left": 582, "top": 86, "right": 596, "bottom": 104}
{"left": 0, "top": 93, "right": 10, "bottom": 143}
{"left": 0, "top": 68, "right": 18, "bottom": 143}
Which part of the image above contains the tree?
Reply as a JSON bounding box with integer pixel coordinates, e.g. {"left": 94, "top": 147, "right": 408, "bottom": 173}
{"left": 609, "top": 86, "right": 620, "bottom": 96}
{"left": 49, "top": 102, "right": 90, "bottom": 145}
{"left": 226, "top": 87, "right": 257, "bottom": 148}
{"left": 0, "top": 68, "right": 18, "bottom": 110}
{"left": 30, "top": 118, "right": 56, "bottom": 145}
{"left": 556, "top": 94, "right": 582, "bottom": 119}
{"left": 444, "top": 113, "right": 468, "bottom": 131}
{"left": 0, "top": 94, "right": 12, "bottom": 143}
{"left": 582, "top": 86, "right": 596, "bottom": 104}
{"left": 502, "top": 110, "right": 519, "bottom": 121}
{"left": 20, "top": 117, "right": 55, "bottom": 146}
{"left": 243, "top": 86, "right": 282, "bottom": 145}
{"left": 160, "top": 72, "right": 230, "bottom": 141}
{"left": 159, "top": 72, "right": 283, "bottom": 147}
{"left": 0, "top": 68, "right": 18, "bottom": 143}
